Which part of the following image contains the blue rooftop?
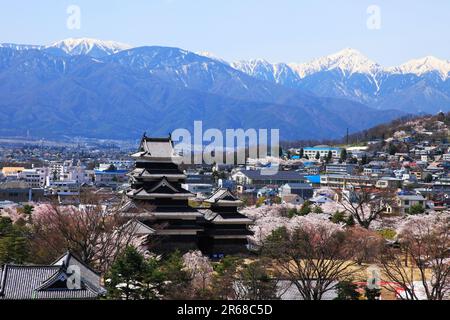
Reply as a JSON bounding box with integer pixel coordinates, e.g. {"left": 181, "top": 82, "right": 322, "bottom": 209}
{"left": 305, "top": 175, "right": 321, "bottom": 184}
{"left": 94, "top": 170, "right": 128, "bottom": 175}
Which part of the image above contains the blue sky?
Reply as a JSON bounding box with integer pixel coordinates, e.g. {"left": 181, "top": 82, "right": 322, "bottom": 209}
{"left": 0, "top": 0, "right": 449, "bottom": 65}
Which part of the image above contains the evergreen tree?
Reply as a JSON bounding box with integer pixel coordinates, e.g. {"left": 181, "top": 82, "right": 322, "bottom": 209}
{"left": 299, "top": 148, "right": 304, "bottom": 159}
{"left": 361, "top": 154, "right": 368, "bottom": 165}
{"left": 315, "top": 151, "right": 320, "bottom": 160}
{"left": 326, "top": 150, "right": 333, "bottom": 163}
{"left": 237, "top": 260, "right": 279, "bottom": 300}
{"left": 346, "top": 215, "right": 355, "bottom": 227}
{"left": 106, "top": 246, "right": 148, "bottom": 300}
{"left": 161, "top": 250, "right": 192, "bottom": 299}
{"left": 388, "top": 143, "right": 397, "bottom": 156}
{"left": 331, "top": 211, "right": 346, "bottom": 224}
{"left": 299, "top": 201, "right": 312, "bottom": 216}
{"left": 423, "top": 173, "right": 433, "bottom": 183}
{"left": 408, "top": 204, "right": 425, "bottom": 215}
{"left": 313, "top": 206, "right": 323, "bottom": 214}
{"left": 340, "top": 149, "right": 348, "bottom": 163}
{"left": 211, "top": 256, "right": 240, "bottom": 299}
{"left": 365, "top": 287, "right": 381, "bottom": 300}
{"left": 0, "top": 217, "right": 30, "bottom": 264}
{"left": 335, "top": 281, "right": 361, "bottom": 300}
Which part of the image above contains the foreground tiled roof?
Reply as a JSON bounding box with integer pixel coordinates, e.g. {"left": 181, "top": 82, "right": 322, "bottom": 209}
{"left": 0, "top": 265, "right": 100, "bottom": 300}
{"left": 0, "top": 252, "right": 105, "bottom": 300}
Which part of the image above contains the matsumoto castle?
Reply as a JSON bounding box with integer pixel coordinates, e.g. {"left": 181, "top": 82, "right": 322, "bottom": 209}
{"left": 121, "top": 134, "right": 254, "bottom": 256}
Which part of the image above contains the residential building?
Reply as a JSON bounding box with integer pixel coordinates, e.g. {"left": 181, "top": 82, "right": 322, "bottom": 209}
{"left": 279, "top": 183, "right": 314, "bottom": 200}
{"left": 94, "top": 169, "right": 128, "bottom": 187}
{"left": 0, "top": 181, "right": 45, "bottom": 203}
{"left": 231, "top": 170, "right": 306, "bottom": 189}
{"left": 181, "top": 183, "right": 213, "bottom": 197}
{"left": 326, "top": 163, "right": 358, "bottom": 175}
{"left": 18, "top": 168, "right": 46, "bottom": 188}
{"left": 320, "top": 175, "right": 377, "bottom": 188}
{"left": 303, "top": 146, "right": 342, "bottom": 159}
{"left": 392, "top": 194, "right": 427, "bottom": 215}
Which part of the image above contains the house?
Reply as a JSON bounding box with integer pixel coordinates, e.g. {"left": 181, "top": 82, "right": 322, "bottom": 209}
{"left": 320, "top": 175, "right": 376, "bottom": 188}
{"left": 181, "top": 183, "right": 213, "bottom": 197}
{"left": 281, "top": 194, "right": 304, "bottom": 205}
{"left": 326, "top": 163, "right": 358, "bottom": 175}
{"left": 305, "top": 175, "right": 321, "bottom": 187}
{"left": 231, "top": 170, "right": 306, "bottom": 189}
{"left": 18, "top": 168, "right": 47, "bottom": 188}
{"left": 376, "top": 177, "right": 402, "bottom": 189}
{"left": 303, "top": 146, "right": 342, "bottom": 159}
{"left": 0, "top": 181, "right": 45, "bottom": 203}
{"left": 310, "top": 195, "right": 334, "bottom": 204}
{"left": 94, "top": 169, "right": 128, "bottom": 187}
{"left": 279, "top": 183, "right": 313, "bottom": 200}
{"left": 45, "top": 180, "right": 80, "bottom": 196}
{"left": 387, "top": 194, "right": 427, "bottom": 215}
{"left": 257, "top": 186, "right": 278, "bottom": 198}
{"left": 0, "top": 252, "right": 105, "bottom": 300}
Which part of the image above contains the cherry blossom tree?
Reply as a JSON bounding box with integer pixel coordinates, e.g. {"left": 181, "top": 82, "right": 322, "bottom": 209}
{"left": 344, "top": 226, "right": 384, "bottom": 265}
{"left": 262, "top": 218, "right": 361, "bottom": 300}
{"left": 379, "top": 213, "right": 450, "bottom": 300}
{"left": 182, "top": 250, "right": 214, "bottom": 291}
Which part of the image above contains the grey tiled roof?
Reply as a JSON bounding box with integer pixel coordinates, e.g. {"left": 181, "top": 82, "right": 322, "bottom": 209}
{"left": 0, "top": 265, "right": 100, "bottom": 300}
{"left": 0, "top": 252, "right": 105, "bottom": 300}
{"left": 204, "top": 188, "right": 241, "bottom": 204}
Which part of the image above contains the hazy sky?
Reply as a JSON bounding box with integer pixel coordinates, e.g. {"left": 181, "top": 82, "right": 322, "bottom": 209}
{"left": 0, "top": 0, "right": 449, "bottom": 65}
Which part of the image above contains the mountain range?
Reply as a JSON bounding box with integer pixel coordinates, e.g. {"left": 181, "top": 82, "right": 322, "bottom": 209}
{"left": 230, "top": 48, "right": 450, "bottom": 114}
{"left": 0, "top": 38, "right": 447, "bottom": 141}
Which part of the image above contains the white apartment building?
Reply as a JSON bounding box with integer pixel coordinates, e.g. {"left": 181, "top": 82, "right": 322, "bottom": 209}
{"left": 19, "top": 168, "right": 47, "bottom": 188}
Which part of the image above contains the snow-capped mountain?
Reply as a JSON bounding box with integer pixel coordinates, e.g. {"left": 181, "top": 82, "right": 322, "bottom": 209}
{"left": 231, "top": 59, "right": 299, "bottom": 85}
{"left": 0, "top": 43, "right": 43, "bottom": 50}
{"left": 232, "top": 49, "right": 450, "bottom": 113}
{"left": 196, "top": 51, "right": 229, "bottom": 64}
{"left": 0, "top": 40, "right": 400, "bottom": 140}
{"left": 290, "top": 48, "right": 382, "bottom": 78}
{"left": 388, "top": 56, "right": 450, "bottom": 80}
{"left": 47, "top": 38, "right": 132, "bottom": 58}
{"left": 1, "top": 37, "right": 449, "bottom": 140}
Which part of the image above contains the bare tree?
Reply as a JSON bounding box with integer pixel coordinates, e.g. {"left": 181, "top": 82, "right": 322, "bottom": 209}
{"left": 345, "top": 226, "right": 385, "bottom": 265}
{"left": 30, "top": 193, "right": 142, "bottom": 274}
{"left": 263, "top": 219, "right": 361, "bottom": 300}
{"left": 379, "top": 214, "right": 450, "bottom": 300}
{"left": 337, "top": 186, "right": 395, "bottom": 229}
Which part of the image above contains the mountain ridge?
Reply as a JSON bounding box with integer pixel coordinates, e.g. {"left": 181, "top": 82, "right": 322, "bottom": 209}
{"left": 0, "top": 41, "right": 403, "bottom": 141}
